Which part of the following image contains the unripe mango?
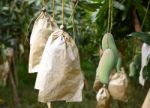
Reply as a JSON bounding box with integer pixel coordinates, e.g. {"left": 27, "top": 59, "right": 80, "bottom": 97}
{"left": 102, "top": 33, "right": 119, "bottom": 65}
{"left": 97, "top": 49, "right": 115, "bottom": 84}
{"left": 129, "top": 62, "right": 136, "bottom": 77}
{"left": 133, "top": 54, "right": 141, "bottom": 70}
{"left": 116, "top": 56, "right": 122, "bottom": 72}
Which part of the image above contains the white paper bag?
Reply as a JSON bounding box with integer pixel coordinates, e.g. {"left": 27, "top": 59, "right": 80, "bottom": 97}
{"left": 29, "top": 10, "right": 58, "bottom": 73}
{"left": 35, "top": 29, "right": 84, "bottom": 103}
{"left": 96, "top": 87, "right": 110, "bottom": 108}
{"left": 139, "top": 43, "right": 150, "bottom": 86}
{"left": 108, "top": 68, "right": 128, "bottom": 102}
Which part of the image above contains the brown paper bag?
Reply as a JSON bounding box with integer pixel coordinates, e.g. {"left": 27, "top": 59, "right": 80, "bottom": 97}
{"left": 93, "top": 68, "right": 116, "bottom": 92}
{"left": 96, "top": 87, "right": 110, "bottom": 108}
{"left": 34, "top": 29, "right": 84, "bottom": 103}
{"left": 0, "top": 61, "right": 9, "bottom": 86}
{"left": 142, "top": 89, "right": 150, "bottom": 108}
{"left": 93, "top": 49, "right": 103, "bottom": 92}
{"left": 29, "top": 10, "right": 58, "bottom": 73}
{"left": 93, "top": 71, "right": 102, "bottom": 92}
{"left": 108, "top": 68, "right": 128, "bottom": 102}
{"left": 93, "top": 80, "right": 103, "bottom": 92}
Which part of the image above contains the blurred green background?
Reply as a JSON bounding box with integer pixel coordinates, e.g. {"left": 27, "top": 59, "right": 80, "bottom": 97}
{"left": 0, "top": 0, "right": 150, "bottom": 108}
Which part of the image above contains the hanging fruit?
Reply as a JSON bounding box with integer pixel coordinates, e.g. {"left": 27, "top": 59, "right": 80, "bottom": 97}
{"left": 96, "top": 87, "right": 110, "bottom": 108}
{"left": 102, "top": 33, "right": 119, "bottom": 66}
{"left": 129, "top": 62, "right": 136, "bottom": 77}
{"left": 29, "top": 9, "right": 58, "bottom": 73}
{"left": 116, "top": 56, "right": 122, "bottom": 72}
{"left": 96, "top": 48, "right": 115, "bottom": 84}
{"left": 108, "top": 68, "right": 128, "bottom": 102}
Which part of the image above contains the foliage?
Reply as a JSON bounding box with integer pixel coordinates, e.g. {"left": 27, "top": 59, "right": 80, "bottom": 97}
{"left": 143, "top": 56, "right": 150, "bottom": 80}
{"left": 128, "top": 32, "right": 150, "bottom": 45}
{"left": 0, "top": 0, "right": 150, "bottom": 107}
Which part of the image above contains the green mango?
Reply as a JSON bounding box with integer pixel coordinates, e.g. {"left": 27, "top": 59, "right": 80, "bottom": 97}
{"left": 97, "top": 49, "right": 115, "bottom": 84}
{"left": 102, "top": 33, "right": 119, "bottom": 66}
{"left": 116, "top": 56, "right": 122, "bottom": 72}
{"left": 129, "top": 62, "right": 136, "bottom": 77}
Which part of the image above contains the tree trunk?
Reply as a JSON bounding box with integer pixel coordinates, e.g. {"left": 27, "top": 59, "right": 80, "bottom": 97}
{"left": 132, "top": 6, "right": 142, "bottom": 32}
{"left": 9, "top": 71, "right": 21, "bottom": 108}
{"left": 8, "top": 56, "right": 21, "bottom": 108}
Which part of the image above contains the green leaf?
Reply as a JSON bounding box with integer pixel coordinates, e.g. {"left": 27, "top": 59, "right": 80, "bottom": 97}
{"left": 78, "top": 1, "right": 101, "bottom": 12}
{"left": 93, "top": 0, "right": 109, "bottom": 34}
{"left": 143, "top": 55, "right": 150, "bottom": 80}
{"left": 128, "top": 32, "right": 150, "bottom": 45}
{"left": 27, "top": 0, "right": 36, "bottom": 5}
{"left": 135, "top": 0, "right": 145, "bottom": 21}
{"left": 2, "top": 6, "right": 9, "bottom": 11}
{"left": 113, "top": 1, "right": 125, "bottom": 11}
{"left": 91, "top": 9, "right": 99, "bottom": 22}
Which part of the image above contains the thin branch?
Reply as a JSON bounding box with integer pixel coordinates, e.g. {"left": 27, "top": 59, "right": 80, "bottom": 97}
{"left": 110, "top": 0, "right": 113, "bottom": 32}
{"left": 141, "top": 0, "right": 150, "bottom": 29}
{"left": 107, "top": 0, "right": 111, "bottom": 32}
{"left": 62, "top": 0, "right": 65, "bottom": 26}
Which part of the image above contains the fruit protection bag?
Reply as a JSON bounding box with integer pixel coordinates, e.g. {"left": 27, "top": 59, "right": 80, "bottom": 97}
{"left": 35, "top": 29, "right": 84, "bottom": 102}
{"left": 29, "top": 10, "right": 58, "bottom": 73}
{"left": 108, "top": 68, "right": 128, "bottom": 102}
